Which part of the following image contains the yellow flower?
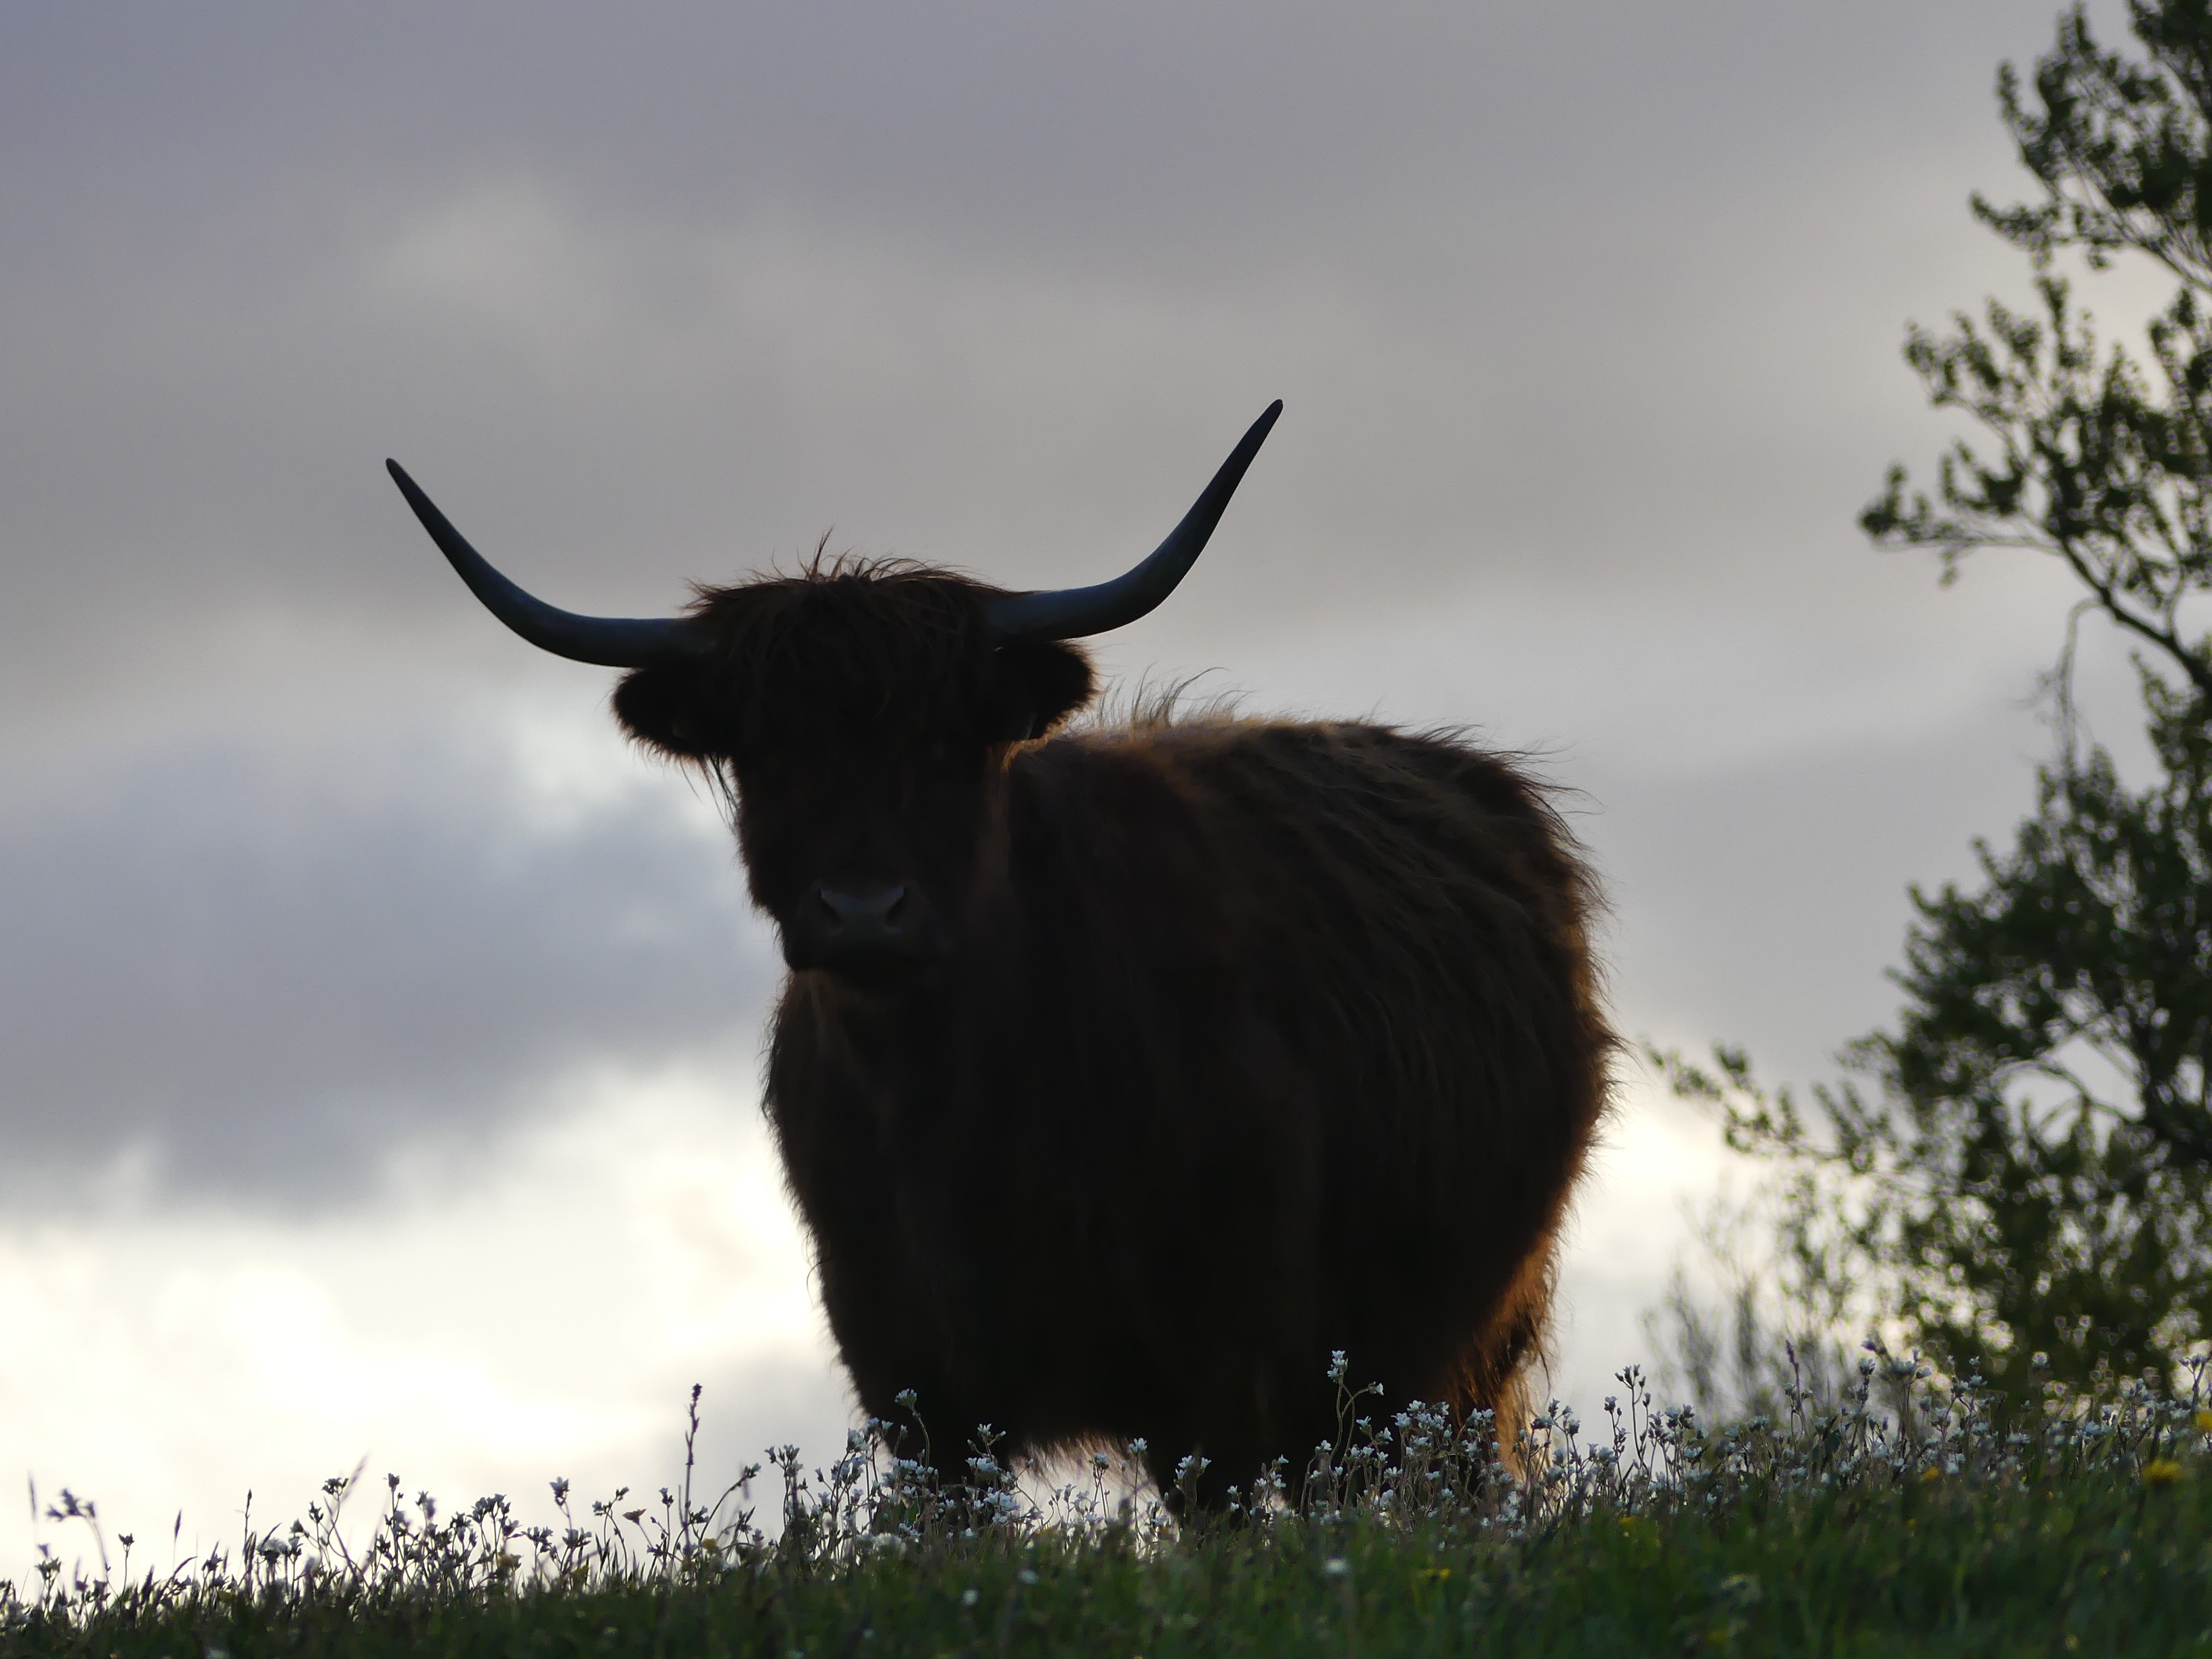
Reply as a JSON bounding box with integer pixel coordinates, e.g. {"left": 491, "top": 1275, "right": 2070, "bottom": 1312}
{"left": 2143, "top": 1458, "right": 2186, "bottom": 1488}
{"left": 2194, "top": 1408, "right": 2212, "bottom": 1436}
{"left": 1920, "top": 1466, "right": 1941, "bottom": 1483}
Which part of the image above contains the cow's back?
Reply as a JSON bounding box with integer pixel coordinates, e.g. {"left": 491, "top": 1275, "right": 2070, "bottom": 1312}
{"left": 1149, "top": 722, "right": 1610, "bottom": 1412}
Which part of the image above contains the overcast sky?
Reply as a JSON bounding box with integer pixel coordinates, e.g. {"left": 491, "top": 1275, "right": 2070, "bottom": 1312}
{"left": 0, "top": 0, "right": 2153, "bottom": 1574}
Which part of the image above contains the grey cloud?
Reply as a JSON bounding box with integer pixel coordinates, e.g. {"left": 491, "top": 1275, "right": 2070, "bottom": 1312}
{"left": 0, "top": 0, "right": 2068, "bottom": 708}
{"left": 0, "top": 720, "right": 777, "bottom": 1204}
{"left": 0, "top": 0, "right": 2142, "bottom": 1225}
{"left": 0, "top": 4, "right": 2032, "bottom": 251}
{"left": 1595, "top": 716, "right": 2049, "bottom": 1084}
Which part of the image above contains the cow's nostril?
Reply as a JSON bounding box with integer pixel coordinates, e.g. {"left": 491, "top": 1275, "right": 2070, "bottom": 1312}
{"left": 813, "top": 883, "right": 911, "bottom": 941}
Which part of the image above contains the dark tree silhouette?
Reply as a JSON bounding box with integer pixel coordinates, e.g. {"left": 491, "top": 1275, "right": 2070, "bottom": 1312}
{"left": 1675, "top": 1, "right": 2212, "bottom": 1408}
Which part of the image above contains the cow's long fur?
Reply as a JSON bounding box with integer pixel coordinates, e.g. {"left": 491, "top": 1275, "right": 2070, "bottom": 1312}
{"left": 611, "top": 562, "right": 1612, "bottom": 1501}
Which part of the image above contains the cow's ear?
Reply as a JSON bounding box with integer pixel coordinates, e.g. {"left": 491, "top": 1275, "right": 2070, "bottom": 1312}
{"left": 986, "top": 640, "right": 1094, "bottom": 741}
{"left": 613, "top": 663, "right": 720, "bottom": 760}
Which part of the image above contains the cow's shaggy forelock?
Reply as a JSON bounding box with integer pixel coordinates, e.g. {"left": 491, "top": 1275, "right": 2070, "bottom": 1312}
{"left": 612, "top": 555, "right": 1095, "bottom": 766}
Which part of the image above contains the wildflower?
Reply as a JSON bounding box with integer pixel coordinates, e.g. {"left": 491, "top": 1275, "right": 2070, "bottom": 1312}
{"left": 2143, "top": 1458, "right": 2186, "bottom": 1488}
{"left": 961, "top": 1586, "right": 980, "bottom": 1607}
{"left": 2194, "top": 1409, "right": 2212, "bottom": 1437}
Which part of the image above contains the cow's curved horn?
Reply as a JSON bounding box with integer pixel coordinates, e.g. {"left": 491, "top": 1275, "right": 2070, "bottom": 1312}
{"left": 386, "top": 460, "right": 703, "bottom": 667}
{"left": 985, "top": 401, "right": 1282, "bottom": 642}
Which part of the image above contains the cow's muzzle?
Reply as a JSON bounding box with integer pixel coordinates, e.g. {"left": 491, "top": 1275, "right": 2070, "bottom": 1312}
{"left": 782, "top": 878, "right": 939, "bottom": 979}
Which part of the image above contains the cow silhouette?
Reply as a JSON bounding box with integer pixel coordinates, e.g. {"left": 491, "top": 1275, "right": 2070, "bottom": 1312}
{"left": 388, "top": 402, "right": 1612, "bottom": 1504}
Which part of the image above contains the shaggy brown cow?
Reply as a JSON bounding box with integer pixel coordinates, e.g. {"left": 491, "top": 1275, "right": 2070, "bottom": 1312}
{"left": 386, "top": 403, "right": 1612, "bottom": 1503}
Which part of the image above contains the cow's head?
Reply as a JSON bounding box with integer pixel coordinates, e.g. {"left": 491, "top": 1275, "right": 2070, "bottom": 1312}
{"left": 386, "top": 402, "right": 1278, "bottom": 984}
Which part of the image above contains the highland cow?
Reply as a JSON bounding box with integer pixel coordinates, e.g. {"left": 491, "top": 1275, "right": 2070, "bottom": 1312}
{"left": 386, "top": 402, "right": 1612, "bottom": 1503}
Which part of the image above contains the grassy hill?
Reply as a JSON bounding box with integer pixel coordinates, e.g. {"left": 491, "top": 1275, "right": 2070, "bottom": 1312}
{"left": 9, "top": 1358, "right": 2212, "bottom": 1656}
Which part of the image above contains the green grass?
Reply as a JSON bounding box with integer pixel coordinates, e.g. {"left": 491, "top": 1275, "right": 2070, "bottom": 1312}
{"left": 11, "top": 1358, "right": 2212, "bottom": 1656}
